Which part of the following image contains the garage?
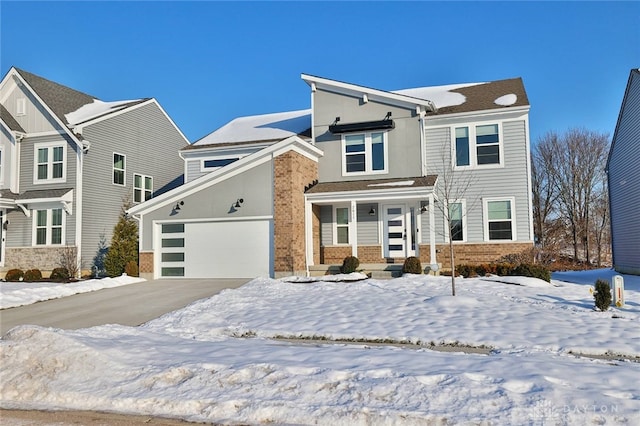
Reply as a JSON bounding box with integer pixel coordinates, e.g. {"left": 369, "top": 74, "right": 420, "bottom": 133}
{"left": 158, "top": 220, "right": 272, "bottom": 279}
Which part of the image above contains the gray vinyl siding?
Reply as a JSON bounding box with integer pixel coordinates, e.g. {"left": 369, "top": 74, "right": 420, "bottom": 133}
{"left": 313, "top": 89, "right": 423, "bottom": 182}
{"left": 320, "top": 205, "right": 332, "bottom": 246}
{"left": 5, "top": 209, "right": 32, "bottom": 248}
{"left": 608, "top": 70, "right": 640, "bottom": 273}
{"left": 186, "top": 159, "right": 205, "bottom": 182}
{"left": 357, "top": 203, "right": 379, "bottom": 244}
{"left": 139, "top": 160, "right": 273, "bottom": 251}
{"left": 80, "top": 101, "right": 186, "bottom": 266}
{"left": 1, "top": 126, "right": 14, "bottom": 187}
{"left": 424, "top": 120, "right": 532, "bottom": 244}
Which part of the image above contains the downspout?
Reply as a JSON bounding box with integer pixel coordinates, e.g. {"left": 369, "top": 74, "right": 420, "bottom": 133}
{"left": 75, "top": 141, "right": 84, "bottom": 278}
{"left": 418, "top": 108, "right": 427, "bottom": 177}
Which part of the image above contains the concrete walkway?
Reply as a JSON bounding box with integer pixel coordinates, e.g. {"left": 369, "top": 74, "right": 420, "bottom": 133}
{"left": 0, "top": 278, "right": 250, "bottom": 335}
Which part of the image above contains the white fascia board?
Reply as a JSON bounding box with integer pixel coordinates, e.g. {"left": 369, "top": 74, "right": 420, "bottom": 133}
{"left": 180, "top": 142, "right": 274, "bottom": 159}
{"left": 301, "top": 74, "right": 436, "bottom": 112}
{"left": 305, "top": 187, "right": 434, "bottom": 204}
{"left": 7, "top": 68, "right": 83, "bottom": 148}
{"left": 128, "top": 135, "right": 322, "bottom": 217}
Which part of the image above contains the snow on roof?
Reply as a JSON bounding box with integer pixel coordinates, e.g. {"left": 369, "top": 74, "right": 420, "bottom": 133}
{"left": 194, "top": 109, "right": 311, "bottom": 146}
{"left": 65, "top": 99, "right": 143, "bottom": 126}
{"left": 494, "top": 93, "right": 518, "bottom": 106}
{"left": 393, "top": 82, "right": 485, "bottom": 109}
{"left": 367, "top": 180, "right": 415, "bottom": 187}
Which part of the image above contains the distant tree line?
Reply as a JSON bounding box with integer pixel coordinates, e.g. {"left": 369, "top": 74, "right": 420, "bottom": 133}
{"left": 531, "top": 127, "right": 610, "bottom": 267}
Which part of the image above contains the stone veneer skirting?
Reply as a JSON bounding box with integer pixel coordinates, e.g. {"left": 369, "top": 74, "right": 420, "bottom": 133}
{"left": 3, "top": 246, "right": 70, "bottom": 274}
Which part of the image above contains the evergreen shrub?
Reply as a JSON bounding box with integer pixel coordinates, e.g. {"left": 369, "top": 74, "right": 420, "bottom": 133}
{"left": 24, "top": 269, "right": 42, "bottom": 282}
{"left": 124, "top": 260, "right": 139, "bottom": 277}
{"left": 594, "top": 279, "right": 612, "bottom": 312}
{"left": 50, "top": 267, "right": 70, "bottom": 282}
{"left": 340, "top": 256, "right": 360, "bottom": 274}
{"left": 5, "top": 269, "right": 24, "bottom": 282}
{"left": 402, "top": 256, "right": 423, "bottom": 274}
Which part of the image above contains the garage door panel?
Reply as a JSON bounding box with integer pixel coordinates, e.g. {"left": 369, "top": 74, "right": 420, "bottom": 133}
{"left": 178, "top": 220, "right": 270, "bottom": 278}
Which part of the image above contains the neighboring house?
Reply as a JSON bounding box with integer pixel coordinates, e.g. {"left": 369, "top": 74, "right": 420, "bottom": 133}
{"left": 129, "top": 74, "right": 534, "bottom": 279}
{"left": 0, "top": 67, "right": 188, "bottom": 276}
{"left": 607, "top": 68, "right": 640, "bottom": 275}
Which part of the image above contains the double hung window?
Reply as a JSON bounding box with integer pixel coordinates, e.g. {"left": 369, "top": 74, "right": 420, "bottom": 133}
{"left": 484, "top": 198, "right": 516, "bottom": 241}
{"left": 35, "top": 144, "right": 65, "bottom": 183}
{"left": 335, "top": 206, "right": 350, "bottom": 244}
{"left": 454, "top": 124, "right": 501, "bottom": 168}
{"left": 34, "top": 208, "right": 64, "bottom": 245}
{"left": 448, "top": 201, "right": 465, "bottom": 242}
{"left": 134, "top": 174, "right": 153, "bottom": 202}
{"left": 113, "top": 153, "right": 125, "bottom": 185}
{"left": 343, "top": 131, "right": 387, "bottom": 175}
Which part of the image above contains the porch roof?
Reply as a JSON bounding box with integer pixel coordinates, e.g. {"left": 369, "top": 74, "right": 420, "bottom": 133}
{"left": 305, "top": 175, "right": 437, "bottom": 195}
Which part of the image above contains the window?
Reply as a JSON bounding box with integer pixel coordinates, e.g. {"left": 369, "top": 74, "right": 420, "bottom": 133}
{"left": 133, "top": 174, "right": 153, "bottom": 202}
{"left": 335, "top": 206, "right": 350, "bottom": 244}
{"left": 34, "top": 143, "right": 65, "bottom": 183}
{"left": 34, "top": 208, "right": 64, "bottom": 245}
{"left": 485, "top": 198, "right": 516, "bottom": 241}
{"left": 203, "top": 158, "right": 239, "bottom": 169}
{"left": 16, "top": 98, "right": 26, "bottom": 116}
{"left": 454, "top": 124, "right": 501, "bottom": 168}
{"left": 113, "top": 153, "right": 125, "bottom": 185}
{"left": 342, "top": 131, "right": 387, "bottom": 175}
{"left": 448, "top": 201, "right": 465, "bottom": 242}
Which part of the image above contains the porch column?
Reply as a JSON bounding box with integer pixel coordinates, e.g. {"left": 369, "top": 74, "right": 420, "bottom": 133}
{"left": 428, "top": 194, "right": 436, "bottom": 267}
{"left": 350, "top": 200, "right": 358, "bottom": 258}
{"left": 304, "top": 199, "right": 314, "bottom": 272}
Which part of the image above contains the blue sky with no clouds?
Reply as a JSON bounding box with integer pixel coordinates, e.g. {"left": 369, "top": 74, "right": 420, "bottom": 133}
{"left": 1, "top": 1, "right": 638, "bottom": 144}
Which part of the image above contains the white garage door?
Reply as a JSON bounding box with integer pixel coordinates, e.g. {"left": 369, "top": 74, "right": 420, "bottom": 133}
{"left": 159, "top": 220, "right": 271, "bottom": 278}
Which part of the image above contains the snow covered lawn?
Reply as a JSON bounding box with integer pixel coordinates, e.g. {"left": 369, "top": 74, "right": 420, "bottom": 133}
{"left": 1, "top": 269, "right": 639, "bottom": 425}
{"left": 0, "top": 275, "right": 145, "bottom": 309}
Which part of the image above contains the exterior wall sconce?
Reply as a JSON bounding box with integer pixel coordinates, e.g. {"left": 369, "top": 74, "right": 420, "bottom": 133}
{"left": 175, "top": 201, "right": 184, "bottom": 211}
{"left": 420, "top": 205, "right": 427, "bottom": 213}
{"left": 2, "top": 220, "right": 8, "bottom": 230}
{"left": 235, "top": 198, "right": 244, "bottom": 208}
{"left": 368, "top": 207, "right": 376, "bottom": 216}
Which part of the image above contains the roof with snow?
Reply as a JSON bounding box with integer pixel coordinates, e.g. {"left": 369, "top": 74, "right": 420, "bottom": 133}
{"left": 11, "top": 67, "right": 148, "bottom": 128}
{"left": 188, "top": 109, "right": 312, "bottom": 149}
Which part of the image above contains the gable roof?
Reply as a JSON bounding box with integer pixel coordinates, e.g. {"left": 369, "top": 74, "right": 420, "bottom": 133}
{"left": 302, "top": 74, "right": 529, "bottom": 116}
{"left": 188, "top": 109, "right": 312, "bottom": 149}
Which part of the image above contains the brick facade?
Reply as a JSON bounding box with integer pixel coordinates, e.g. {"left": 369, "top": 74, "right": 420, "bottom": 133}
{"left": 273, "top": 151, "right": 318, "bottom": 277}
{"left": 419, "top": 242, "right": 534, "bottom": 270}
{"left": 139, "top": 252, "right": 153, "bottom": 273}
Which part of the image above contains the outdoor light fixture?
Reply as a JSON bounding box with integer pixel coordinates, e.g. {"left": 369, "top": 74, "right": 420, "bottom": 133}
{"left": 234, "top": 198, "right": 244, "bottom": 208}
{"left": 420, "top": 205, "right": 427, "bottom": 213}
{"left": 175, "top": 201, "right": 184, "bottom": 211}
{"left": 368, "top": 207, "right": 376, "bottom": 216}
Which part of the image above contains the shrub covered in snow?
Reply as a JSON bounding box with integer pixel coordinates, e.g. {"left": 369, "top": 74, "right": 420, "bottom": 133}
{"left": 402, "top": 256, "right": 423, "bottom": 274}
{"left": 340, "top": 256, "right": 360, "bottom": 274}
{"left": 593, "top": 279, "right": 612, "bottom": 311}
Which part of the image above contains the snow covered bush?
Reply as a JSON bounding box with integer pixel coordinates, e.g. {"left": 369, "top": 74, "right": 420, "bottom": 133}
{"left": 402, "top": 256, "right": 423, "bottom": 274}
{"left": 23, "top": 269, "right": 42, "bottom": 282}
{"left": 4, "top": 268, "right": 24, "bottom": 282}
{"left": 593, "top": 279, "right": 612, "bottom": 311}
{"left": 340, "top": 256, "right": 360, "bottom": 274}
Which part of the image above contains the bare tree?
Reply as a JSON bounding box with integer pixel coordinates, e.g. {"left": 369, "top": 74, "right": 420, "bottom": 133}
{"left": 531, "top": 133, "right": 559, "bottom": 249}
{"left": 533, "top": 128, "right": 610, "bottom": 264}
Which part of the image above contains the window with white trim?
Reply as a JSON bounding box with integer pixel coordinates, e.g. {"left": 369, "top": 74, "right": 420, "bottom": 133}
{"left": 447, "top": 200, "right": 466, "bottom": 242}
{"left": 133, "top": 173, "right": 153, "bottom": 203}
{"left": 113, "top": 153, "right": 125, "bottom": 185}
{"left": 454, "top": 123, "right": 502, "bottom": 168}
{"left": 342, "top": 131, "right": 387, "bottom": 175}
{"left": 202, "top": 158, "right": 239, "bottom": 169}
{"left": 334, "top": 206, "right": 350, "bottom": 244}
{"left": 484, "top": 198, "right": 516, "bottom": 241}
{"left": 34, "top": 208, "right": 64, "bottom": 246}
{"left": 34, "top": 143, "right": 65, "bottom": 183}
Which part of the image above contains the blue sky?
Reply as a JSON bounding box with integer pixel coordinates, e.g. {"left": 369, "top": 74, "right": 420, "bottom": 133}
{"left": 1, "top": 1, "right": 638, "bottom": 144}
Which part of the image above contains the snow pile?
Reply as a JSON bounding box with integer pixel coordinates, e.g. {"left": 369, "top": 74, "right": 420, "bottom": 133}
{"left": 1, "top": 270, "right": 639, "bottom": 424}
{"left": 0, "top": 275, "right": 145, "bottom": 309}
{"left": 65, "top": 99, "right": 142, "bottom": 126}
{"left": 393, "top": 82, "right": 485, "bottom": 109}
{"left": 495, "top": 93, "right": 518, "bottom": 106}
{"left": 280, "top": 272, "right": 368, "bottom": 283}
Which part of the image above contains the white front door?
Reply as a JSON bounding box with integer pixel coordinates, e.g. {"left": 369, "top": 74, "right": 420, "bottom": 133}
{"left": 384, "top": 205, "right": 406, "bottom": 258}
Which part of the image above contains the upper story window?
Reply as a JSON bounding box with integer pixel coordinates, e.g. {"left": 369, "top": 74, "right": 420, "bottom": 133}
{"left": 34, "top": 208, "right": 64, "bottom": 246}
{"left": 34, "top": 143, "right": 65, "bottom": 183}
{"left": 16, "top": 98, "right": 26, "bottom": 116}
{"left": 342, "top": 131, "right": 387, "bottom": 176}
{"left": 484, "top": 198, "right": 516, "bottom": 241}
{"left": 202, "top": 158, "right": 239, "bottom": 169}
{"left": 133, "top": 173, "right": 153, "bottom": 203}
{"left": 113, "top": 153, "right": 125, "bottom": 186}
{"left": 454, "top": 124, "right": 501, "bottom": 168}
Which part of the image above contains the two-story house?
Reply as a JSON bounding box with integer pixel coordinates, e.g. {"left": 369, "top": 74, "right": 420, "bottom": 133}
{"left": 129, "top": 74, "right": 533, "bottom": 279}
{"left": 0, "top": 67, "right": 188, "bottom": 276}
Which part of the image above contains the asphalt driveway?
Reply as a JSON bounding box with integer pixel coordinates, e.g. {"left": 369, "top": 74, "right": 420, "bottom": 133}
{"left": 0, "top": 278, "right": 250, "bottom": 336}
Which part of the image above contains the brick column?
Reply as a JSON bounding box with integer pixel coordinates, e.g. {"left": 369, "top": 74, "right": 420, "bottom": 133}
{"left": 273, "top": 151, "right": 318, "bottom": 277}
